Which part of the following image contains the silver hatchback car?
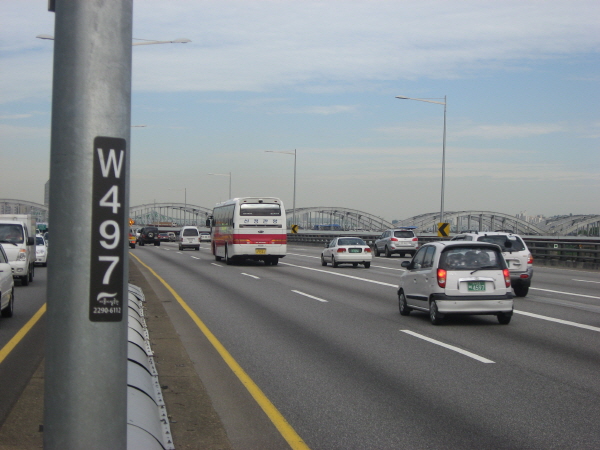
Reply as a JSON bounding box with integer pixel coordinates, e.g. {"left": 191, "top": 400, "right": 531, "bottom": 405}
{"left": 398, "top": 241, "right": 514, "bottom": 325}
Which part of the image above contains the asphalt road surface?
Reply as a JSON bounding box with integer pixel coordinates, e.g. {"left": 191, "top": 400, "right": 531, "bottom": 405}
{"left": 1, "top": 243, "right": 599, "bottom": 449}
{"left": 130, "top": 243, "right": 600, "bottom": 449}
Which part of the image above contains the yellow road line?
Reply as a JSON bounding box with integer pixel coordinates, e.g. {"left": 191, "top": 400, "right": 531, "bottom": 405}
{"left": 130, "top": 253, "right": 310, "bottom": 450}
{"left": 0, "top": 303, "right": 46, "bottom": 365}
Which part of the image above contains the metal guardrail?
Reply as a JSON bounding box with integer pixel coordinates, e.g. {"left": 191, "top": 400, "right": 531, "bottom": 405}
{"left": 287, "top": 232, "right": 600, "bottom": 270}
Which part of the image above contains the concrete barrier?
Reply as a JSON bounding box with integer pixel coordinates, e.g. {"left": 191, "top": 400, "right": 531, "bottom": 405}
{"left": 127, "top": 284, "right": 174, "bottom": 450}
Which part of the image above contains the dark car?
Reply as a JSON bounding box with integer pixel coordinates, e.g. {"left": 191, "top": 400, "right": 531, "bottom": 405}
{"left": 137, "top": 226, "right": 160, "bottom": 246}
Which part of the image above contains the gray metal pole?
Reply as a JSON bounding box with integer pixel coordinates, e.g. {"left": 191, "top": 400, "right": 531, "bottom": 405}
{"left": 44, "top": 1, "right": 132, "bottom": 449}
{"left": 440, "top": 96, "right": 447, "bottom": 224}
{"left": 293, "top": 149, "right": 297, "bottom": 227}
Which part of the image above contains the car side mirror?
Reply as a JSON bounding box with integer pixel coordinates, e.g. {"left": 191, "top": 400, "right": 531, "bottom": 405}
{"left": 401, "top": 260, "right": 411, "bottom": 268}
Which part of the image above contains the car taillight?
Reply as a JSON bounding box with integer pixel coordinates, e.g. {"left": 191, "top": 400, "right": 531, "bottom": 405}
{"left": 233, "top": 238, "right": 251, "bottom": 244}
{"left": 364, "top": 247, "right": 372, "bottom": 253}
{"left": 390, "top": 238, "right": 398, "bottom": 241}
{"left": 271, "top": 238, "right": 287, "bottom": 244}
{"left": 503, "top": 269, "right": 511, "bottom": 288}
{"left": 527, "top": 253, "right": 533, "bottom": 264}
{"left": 437, "top": 269, "right": 446, "bottom": 288}
{"left": 412, "top": 238, "right": 418, "bottom": 241}
{"left": 337, "top": 248, "right": 347, "bottom": 253}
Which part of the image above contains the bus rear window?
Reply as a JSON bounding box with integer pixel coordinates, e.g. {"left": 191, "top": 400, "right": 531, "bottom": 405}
{"left": 240, "top": 204, "right": 281, "bottom": 216}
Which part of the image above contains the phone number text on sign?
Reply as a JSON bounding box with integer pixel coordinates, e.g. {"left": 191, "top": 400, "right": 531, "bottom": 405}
{"left": 90, "top": 136, "right": 127, "bottom": 322}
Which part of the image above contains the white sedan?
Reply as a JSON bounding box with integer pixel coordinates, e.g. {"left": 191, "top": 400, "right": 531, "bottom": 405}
{"left": 35, "top": 235, "right": 48, "bottom": 266}
{"left": 0, "top": 245, "right": 15, "bottom": 318}
{"left": 321, "top": 237, "right": 372, "bottom": 268}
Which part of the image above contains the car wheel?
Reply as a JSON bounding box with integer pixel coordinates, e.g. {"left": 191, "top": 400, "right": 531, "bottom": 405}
{"left": 225, "top": 247, "right": 232, "bottom": 265}
{"left": 332, "top": 256, "right": 338, "bottom": 268}
{"left": 352, "top": 262, "right": 358, "bottom": 267}
{"left": 385, "top": 246, "right": 391, "bottom": 258}
{"left": 374, "top": 246, "right": 380, "bottom": 257}
{"left": 364, "top": 262, "right": 371, "bottom": 268}
{"left": 398, "top": 291, "right": 410, "bottom": 316}
{"left": 497, "top": 312, "right": 512, "bottom": 325}
{"left": 429, "top": 300, "right": 443, "bottom": 325}
{"left": 513, "top": 285, "right": 529, "bottom": 297}
{"left": 21, "top": 275, "right": 29, "bottom": 286}
{"left": 178, "top": 245, "right": 182, "bottom": 251}
{"left": 1, "top": 289, "right": 14, "bottom": 318}
{"left": 195, "top": 247, "right": 200, "bottom": 251}
{"left": 139, "top": 241, "right": 144, "bottom": 246}
{"left": 271, "top": 257, "right": 279, "bottom": 266}
{"left": 321, "top": 254, "right": 327, "bottom": 266}
{"left": 155, "top": 241, "right": 160, "bottom": 246}
{"left": 29, "top": 265, "right": 34, "bottom": 282}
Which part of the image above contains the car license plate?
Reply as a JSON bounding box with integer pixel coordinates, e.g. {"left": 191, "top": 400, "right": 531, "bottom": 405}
{"left": 349, "top": 248, "right": 361, "bottom": 253}
{"left": 255, "top": 248, "right": 266, "bottom": 254}
{"left": 468, "top": 281, "right": 486, "bottom": 292}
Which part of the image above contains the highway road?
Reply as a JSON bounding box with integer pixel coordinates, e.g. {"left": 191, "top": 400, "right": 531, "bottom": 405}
{"left": 1, "top": 243, "right": 599, "bottom": 449}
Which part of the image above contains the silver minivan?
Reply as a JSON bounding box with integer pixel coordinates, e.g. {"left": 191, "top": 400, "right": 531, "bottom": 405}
{"left": 398, "top": 241, "right": 514, "bottom": 325}
{"left": 179, "top": 226, "right": 200, "bottom": 251}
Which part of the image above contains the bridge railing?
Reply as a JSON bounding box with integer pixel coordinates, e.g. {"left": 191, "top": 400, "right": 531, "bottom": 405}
{"left": 286, "top": 233, "right": 600, "bottom": 270}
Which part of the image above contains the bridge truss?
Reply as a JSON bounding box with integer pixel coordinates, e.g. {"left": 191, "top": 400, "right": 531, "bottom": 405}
{"left": 395, "top": 210, "right": 547, "bottom": 235}
{"left": 0, "top": 199, "right": 49, "bottom": 223}
{"left": 544, "top": 215, "right": 600, "bottom": 236}
{"left": 4, "top": 198, "right": 597, "bottom": 235}
{"left": 129, "top": 203, "right": 212, "bottom": 227}
{"left": 291, "top": 207, "right": 394, "bottom": 231}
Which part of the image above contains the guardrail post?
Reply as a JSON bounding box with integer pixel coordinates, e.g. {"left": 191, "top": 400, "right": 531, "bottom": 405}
{"left": 44, "top": 1, "right": 132, "bottom": 448}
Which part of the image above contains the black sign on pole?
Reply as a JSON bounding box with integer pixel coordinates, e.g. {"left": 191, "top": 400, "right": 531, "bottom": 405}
{"left": 90, "top": 136, "right": 127, "bottom": 322}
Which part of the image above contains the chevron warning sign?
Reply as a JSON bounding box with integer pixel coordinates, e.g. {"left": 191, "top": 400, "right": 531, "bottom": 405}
{"left": 437, "top": 222, "right": 450, "bottom": 237}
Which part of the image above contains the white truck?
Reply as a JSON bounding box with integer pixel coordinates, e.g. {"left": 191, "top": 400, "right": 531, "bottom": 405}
{"left": 0, "top": 214, "right": 36, "bottom": 286}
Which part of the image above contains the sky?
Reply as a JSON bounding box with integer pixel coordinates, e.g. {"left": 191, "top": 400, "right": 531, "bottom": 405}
{"left": 1, "top": 0, "right": 599, "bottom": 223}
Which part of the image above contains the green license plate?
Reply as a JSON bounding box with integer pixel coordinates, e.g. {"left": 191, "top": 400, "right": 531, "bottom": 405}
{"left": 349, "top": 248, "right": 361, "bottom": 253}
{"left": 468, "top": 281, "right": 486, "bottom": 292}
{"left": 255, "top": 248, "right": 266, "bottom": 254}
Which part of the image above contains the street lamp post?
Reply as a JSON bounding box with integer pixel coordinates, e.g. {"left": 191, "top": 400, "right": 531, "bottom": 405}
{"left": 265, "top": 149, "right": 296, "bottom": 228}
{"left": 208, "top": 172, "right": 232, "bottom": 199}
{"left": 396, "top": 95, "right": 447, "bottom": 223}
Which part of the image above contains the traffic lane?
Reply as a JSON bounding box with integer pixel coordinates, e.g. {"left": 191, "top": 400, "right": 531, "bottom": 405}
{"left": 0, "top": 267, "right": 47, "bottom": 427}
{"left": 129, "top": 251, "right": 291, "bottom": 450}
{"left": 529, "top": 266, "right": 600, "bottom": 309}
{"left": 136, "top": 247, "right": 600, "bottom": 448}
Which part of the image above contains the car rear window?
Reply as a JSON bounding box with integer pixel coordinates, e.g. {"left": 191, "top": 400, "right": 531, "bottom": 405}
{"left": 182, "top": 228, "right": 199, "bottom": 236}
{"left": 478, "top": 235, "right": 526, "bottom": 252}
{"left": 338, "top": 238, "right": 366, "bottom": 246}
{"left": 440, "top": 246, "right": 504, "bottom": 271}
{"left": 393, "top": 231, "right": 414, "bottom": 238}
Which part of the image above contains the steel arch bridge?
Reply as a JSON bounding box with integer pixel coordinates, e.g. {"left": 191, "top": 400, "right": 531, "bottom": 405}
{"left": 395, "top": 210, "right": 547, "bottom": 235}
{"left": 292, "top": 207, "right": 395, "bottom": 231}
{"left": 544, "top": 215, "right": 600, "bottom": 236}
{"left": 129, "top": 203, "right": 212, "bottom": 227}
{"left": 0, "top": 199, "right": 49, "bottom": 222}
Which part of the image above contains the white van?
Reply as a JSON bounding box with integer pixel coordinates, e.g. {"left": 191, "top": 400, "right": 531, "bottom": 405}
{"left": 179, "top": 226, "right": 200, "bottom": 251}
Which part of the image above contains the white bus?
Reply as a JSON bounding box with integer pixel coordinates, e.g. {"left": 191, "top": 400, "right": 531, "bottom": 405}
{"left": 208, "top": 197, "right": 287, "bottom": 265}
